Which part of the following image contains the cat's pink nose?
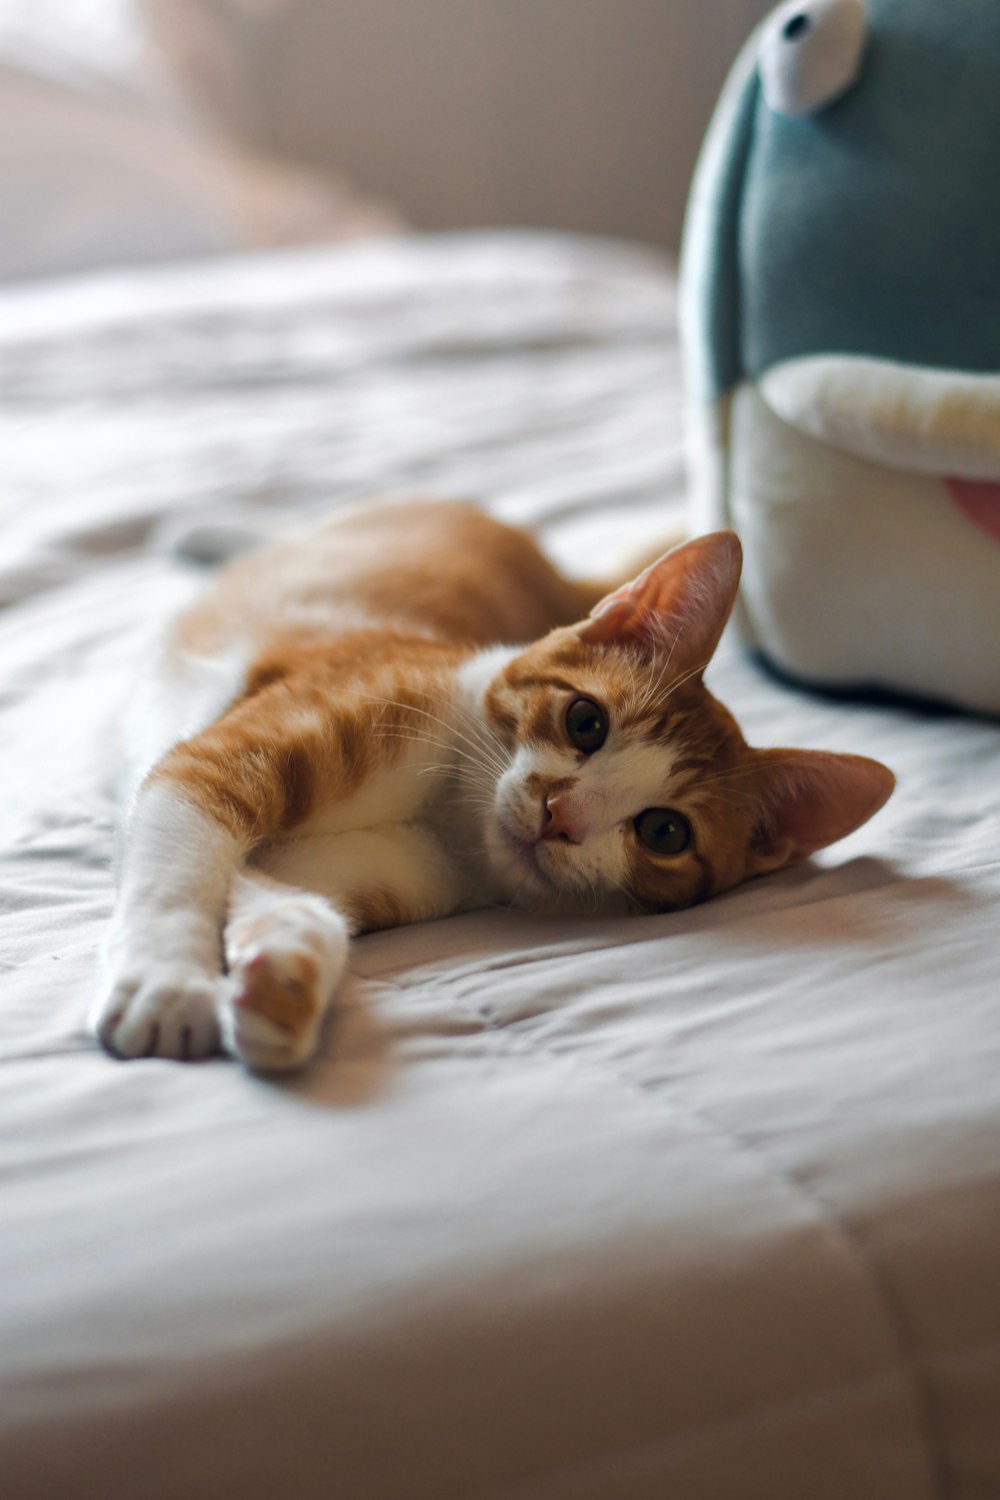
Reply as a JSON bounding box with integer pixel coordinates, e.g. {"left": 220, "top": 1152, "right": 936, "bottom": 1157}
{"left": 538, "top": 793, "right": 583, "bottom": 845}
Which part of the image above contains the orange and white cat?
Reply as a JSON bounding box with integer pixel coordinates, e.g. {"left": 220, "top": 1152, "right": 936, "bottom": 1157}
{"left": 93, "top": 500, "right": 894, "bottom": 1072}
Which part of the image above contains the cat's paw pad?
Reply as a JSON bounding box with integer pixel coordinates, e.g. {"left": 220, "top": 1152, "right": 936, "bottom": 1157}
{"left": 93, "top": 964, "right": 224, "bottom": 1060}
{"left": 221, "top": 949, "right": 326, "bottom": 1073}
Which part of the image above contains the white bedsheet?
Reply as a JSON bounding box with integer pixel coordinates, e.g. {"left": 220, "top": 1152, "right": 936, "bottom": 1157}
{"left": 1, "top": 233, "right": 998, "bottom": 1500}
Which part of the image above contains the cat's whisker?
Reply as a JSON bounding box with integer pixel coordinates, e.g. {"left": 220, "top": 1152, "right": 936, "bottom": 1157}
{"left": 622, "top": 649, "right": 643, "bottom": 721}
{"left": 685, "top": 751, "right": 830, "bottom": 797}
{"left": 344, "top": 688, "right": 510, "bottom": 781}
{"left": 632, "top": 625, "right": 683, "bottom": 717}
{"left": 637, "top": 644, "right": 743, "bottom": 722}
{"left": 378, "top": 727, "right": 505, "bottom": 782}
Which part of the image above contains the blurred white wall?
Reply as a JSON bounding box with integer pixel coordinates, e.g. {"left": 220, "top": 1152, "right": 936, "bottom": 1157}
{"left": 147, "top": 0, "right": 774, "bottom": 253}
{"left": 0, "top": 0, "right": 399, "bottom": 282}
{"left": 0, "top": 0, "right": 775, "bottom": 281}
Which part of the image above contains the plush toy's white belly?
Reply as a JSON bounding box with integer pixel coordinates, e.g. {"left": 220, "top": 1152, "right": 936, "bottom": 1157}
{"left": 697, "top": 373, "right": 1000, "bottom": 715}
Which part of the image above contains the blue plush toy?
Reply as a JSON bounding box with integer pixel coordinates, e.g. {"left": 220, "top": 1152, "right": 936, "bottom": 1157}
{"left": 680, "top": 0, "right": 1000, "bottom": 714}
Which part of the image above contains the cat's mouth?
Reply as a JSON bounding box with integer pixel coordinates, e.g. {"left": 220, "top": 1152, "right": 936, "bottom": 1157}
{"left": 495, "top": 821, "right": 553, "bottom": 887}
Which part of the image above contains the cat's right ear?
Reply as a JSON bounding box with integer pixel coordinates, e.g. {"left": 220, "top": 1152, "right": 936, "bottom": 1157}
{"left": 578, "top": 531, "right": 742, "bottom": 675}
{"left": 745, "top": 749, "right": 896, "bottom": 876}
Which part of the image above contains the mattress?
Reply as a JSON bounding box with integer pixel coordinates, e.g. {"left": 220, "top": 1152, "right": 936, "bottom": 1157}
{"left": 1, "top": 232, "right": 998, "bottom": 1500}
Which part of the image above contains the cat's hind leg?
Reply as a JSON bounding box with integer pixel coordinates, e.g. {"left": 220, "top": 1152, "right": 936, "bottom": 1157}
{"left": 221, "top": 870, "right": 349, "bottom": 1073}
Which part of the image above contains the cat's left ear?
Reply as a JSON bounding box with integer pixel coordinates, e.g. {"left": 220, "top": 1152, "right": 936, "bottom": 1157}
{"left": 580, "top": 531, "right": 742, "bottom": 674}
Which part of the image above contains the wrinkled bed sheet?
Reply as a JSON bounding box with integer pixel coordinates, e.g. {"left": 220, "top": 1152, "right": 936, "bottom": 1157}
{"left": 1, "top": 234, "right": 998, "bottom": 1500}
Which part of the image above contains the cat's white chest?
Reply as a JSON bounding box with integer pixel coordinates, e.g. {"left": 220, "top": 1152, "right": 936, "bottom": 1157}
{"left": 289, "top": 686, "right": 494, "bottom": 844}
{"left": 253, "top": 723, "right": 497, "bottom": 917}
{"left": 298, "top": 757, "right": 437, "bottom": 839}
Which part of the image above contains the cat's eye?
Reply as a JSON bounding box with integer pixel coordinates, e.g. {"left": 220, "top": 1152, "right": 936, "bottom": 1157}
{"left": 634, "top": 808, "right": 692, "bottom": 857}
{"left": 565, "top": 696, "right": 608, "bottom": 754}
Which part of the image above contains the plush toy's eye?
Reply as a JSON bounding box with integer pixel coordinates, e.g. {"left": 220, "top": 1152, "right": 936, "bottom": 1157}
{"left": 759, "top": 0, "right": 868, "bottom": 119}
{"left": 565, "top": 697, "right": 608, "bottom": 754}
{"left": 634, "top": 809, "right": 692, "bottom": 857}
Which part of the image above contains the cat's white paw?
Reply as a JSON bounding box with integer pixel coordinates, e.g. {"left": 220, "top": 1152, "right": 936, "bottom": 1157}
{"left": 92, "top": 963, "right": 225, "bottom": 1060}
{"left": 221, "top": 895, "right": 348, "bottom": 1073}
{"left": 220, "top": 948, "right": 330, "bottom": 1073}
{"left": 221, "top": 994, "right": 318, "bottom": 1073}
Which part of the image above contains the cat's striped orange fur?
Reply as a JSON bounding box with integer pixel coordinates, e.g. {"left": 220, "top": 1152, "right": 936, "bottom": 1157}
{"left": 94, "top": 499, "right": 894, "bottom": 1072}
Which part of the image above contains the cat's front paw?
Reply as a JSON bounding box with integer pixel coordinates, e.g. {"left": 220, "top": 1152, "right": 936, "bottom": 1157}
{"left": 221, "top": 891, "right": 348, "bottom": 1073}
{"left": 220, "top": 950, "right": 328, "bottom": 1073}
{"left": 92, "top": 963, "right": 225, "bottom": 1060}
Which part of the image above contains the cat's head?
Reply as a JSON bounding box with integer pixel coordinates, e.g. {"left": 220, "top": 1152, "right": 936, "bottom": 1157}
{"left": 482, "top": 531, "right": 894, "bottom": 914}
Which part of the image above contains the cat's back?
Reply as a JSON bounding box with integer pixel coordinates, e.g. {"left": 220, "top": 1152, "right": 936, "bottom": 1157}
{"left": 120, "top": 500, "right": 602, "bottom": 799}
{"left": 174, "top": 499, "right": 601, "bottom": 656}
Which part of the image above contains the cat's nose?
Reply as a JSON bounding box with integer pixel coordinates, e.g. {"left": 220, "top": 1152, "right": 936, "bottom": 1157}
{"left": 538, "top": 793, "right": 583, "bottom": 845}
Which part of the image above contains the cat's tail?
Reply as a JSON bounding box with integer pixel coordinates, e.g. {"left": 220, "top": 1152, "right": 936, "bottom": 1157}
{"left": 169, "top": 522, "right": 265, "bottom": 567}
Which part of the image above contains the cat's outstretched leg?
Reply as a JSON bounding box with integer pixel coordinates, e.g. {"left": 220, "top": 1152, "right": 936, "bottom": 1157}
{"left": 221, "top": 870, "right": 349, "bottom": 1072}
{"left": 93, "top": 787, "right": 243, "bottom": 1060}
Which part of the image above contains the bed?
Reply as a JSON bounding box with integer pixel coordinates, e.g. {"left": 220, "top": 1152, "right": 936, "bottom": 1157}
{"left": 2, "top": 232, "right": 998, "bottom": 1500}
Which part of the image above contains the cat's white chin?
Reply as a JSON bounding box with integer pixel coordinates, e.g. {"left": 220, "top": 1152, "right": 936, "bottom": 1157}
{"left": 485, "top": 819, "right": 624, "bottom": 915}
{"left": 486, "top": 820, "right": 557, "bottom": 905}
